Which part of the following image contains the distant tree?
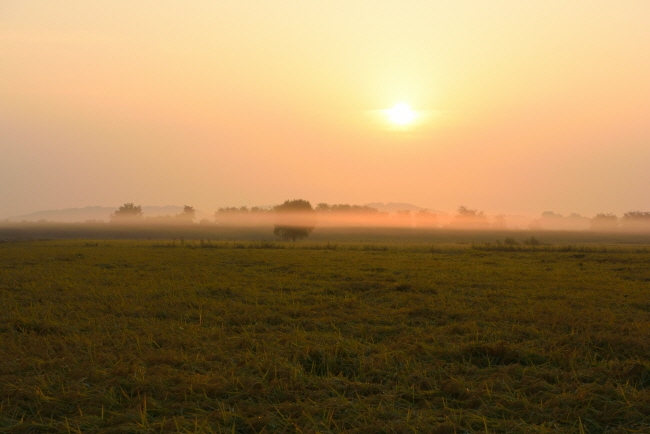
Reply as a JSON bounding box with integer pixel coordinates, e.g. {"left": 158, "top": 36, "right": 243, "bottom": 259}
{"left": 452, "top": 205, "right": 488, "bottom": 228}
{"left": 622, "top": 211, "right": 650, "bottom": 221}
{"left": 355, "top": 205, "right": 380, "bottom": 214}
{"left": 621, "top": 211, "right": 650, "bottom": 231}
{"left": 273, "top": 226, "right": 314, "bottom": 242}
{"left": 110, "top": 203, "right": 143, "bottom": 222}
{"left": 415, "top": 209, "right": 438, "bottom": 227}
{"left": 216, "top": 207, "right": 238, "bottom": 214}
{"left": 214, "top": 205, "right": 269, "bottom": 226}
{"left": 456, "top": 205, "right": 486, "bottom": 219}
{"left": 273, "top": 199, "right": 316, "bottom": 241}
{"left": 177, "top": 205, "right": 195, "bottom": 222}
{"left": 538, "top": 211, "right": 589, "bottom": 230}
{"left": 590, "top": 213, "right": 618, "bottom": 231}
{"left": 216, "top": 206, "right": 250, "bottom": 214}
{"left": 541, "top": 211, "right": 563, "bottom": 219}
{"left": 316, "top": 203, "right": 380, "bottom": 214}
{"left": 394, "top": 210, "right": 412, "bottom": 226}
{"left": 273, "top": 199, "right": 314, "bottom": 213}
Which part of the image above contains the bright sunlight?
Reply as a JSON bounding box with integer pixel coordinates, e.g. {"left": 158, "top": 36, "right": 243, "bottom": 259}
{"left": 385, "top": 102, "right": 416, "bottom": 126}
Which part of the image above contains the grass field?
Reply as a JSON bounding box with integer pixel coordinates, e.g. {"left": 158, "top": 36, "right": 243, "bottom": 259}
{"left": 1, "top": 237, "right": 650, "bottom": 433}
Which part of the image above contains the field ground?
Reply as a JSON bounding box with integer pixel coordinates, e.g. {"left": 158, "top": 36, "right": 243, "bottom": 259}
{"left": 1, "top": 235, "right": 650, "bottom": 433}
{"left": 2, "top": 222, "right": 650, "bottom": 245}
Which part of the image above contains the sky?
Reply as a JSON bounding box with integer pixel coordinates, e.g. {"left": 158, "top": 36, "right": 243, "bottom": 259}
{"left": 1, "top": 1, "right": 649, "bottom": 219}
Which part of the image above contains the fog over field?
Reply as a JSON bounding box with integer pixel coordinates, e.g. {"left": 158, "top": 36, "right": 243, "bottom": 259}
{"left": 2, "top": 201, "right": 650, "bottom": 234}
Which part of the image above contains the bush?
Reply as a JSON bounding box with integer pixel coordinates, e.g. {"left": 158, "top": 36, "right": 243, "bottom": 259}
{"left": 523, "top": 236, "right": 540, "bottom": 246}
{"left": 273, "top": 199, "right": 316, "bottom": 241}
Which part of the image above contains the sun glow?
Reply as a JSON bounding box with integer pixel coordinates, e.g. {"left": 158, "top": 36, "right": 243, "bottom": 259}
{"left": 385, "top": 103, "right": 417, "bottom": 126}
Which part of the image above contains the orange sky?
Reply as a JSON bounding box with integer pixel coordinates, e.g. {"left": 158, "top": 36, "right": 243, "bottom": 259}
{"left": 1, "top": 1, "right": 649, "bottom": 219}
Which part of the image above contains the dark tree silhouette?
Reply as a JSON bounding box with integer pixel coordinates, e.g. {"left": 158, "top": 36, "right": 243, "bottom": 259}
{"left": 273, "top": 225, "right": 314, "bottom": 242}
{"left": 178, "top": 205, "right": 195, "bottom": 222}
{"left": 273, "top": 199, "right": 315, "bottom": 241}
{"left": 622, "top": 211, "right": 650, "bottom": 221}
{"left": 110, "top": 203, "right": 143, "bottom": 222}
{"left": 452, "top": 205, "right": 488, "bottom": 229}
{"left": 456, "top": 205, "right": 486, "bottom": 219}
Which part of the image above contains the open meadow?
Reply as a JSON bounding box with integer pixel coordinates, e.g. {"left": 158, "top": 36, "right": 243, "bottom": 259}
{"left": 5, "top": 0, "right": 650, "bottom": 432}
{"left": 1, "top": 234, "right": 650, "bottom": 433}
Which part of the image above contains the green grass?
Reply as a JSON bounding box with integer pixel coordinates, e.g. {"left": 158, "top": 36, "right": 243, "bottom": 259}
{"left": 1, "top": 239, "right": 650, "bottom": 433}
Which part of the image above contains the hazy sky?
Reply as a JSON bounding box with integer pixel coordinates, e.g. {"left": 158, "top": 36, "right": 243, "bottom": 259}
{"left": 2, "top": 1, "right": 649, "bottom": 218}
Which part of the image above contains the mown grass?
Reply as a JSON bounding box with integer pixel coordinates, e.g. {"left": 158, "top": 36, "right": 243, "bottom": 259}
{"left": 1, "top": 239, "right": 649, "bottom": 433}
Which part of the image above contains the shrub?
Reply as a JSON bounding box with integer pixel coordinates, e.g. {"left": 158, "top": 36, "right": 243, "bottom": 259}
{"left": 523, "top": 236, "right": 540, "bottom": 246}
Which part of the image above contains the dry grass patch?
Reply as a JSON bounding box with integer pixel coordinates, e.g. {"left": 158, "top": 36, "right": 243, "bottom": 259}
{"left": 1, "top": 240, "right": 649, "bottom": 432}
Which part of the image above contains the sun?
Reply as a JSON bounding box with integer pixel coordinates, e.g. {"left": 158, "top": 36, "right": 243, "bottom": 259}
{"left": 385, "top": 102, "right": 416, "bottom": 126}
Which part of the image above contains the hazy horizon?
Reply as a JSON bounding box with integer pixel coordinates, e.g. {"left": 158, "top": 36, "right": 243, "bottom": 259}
{"left": 2, "top": 198, "right": 648, "bottom": 224}
{"left": 5, "top": 201, "right": 650, "bottom": 233}
{"left": 0, "top": 200, "right": 627, "bottom": 221}
{"left": 2, "top": 1, "right": 649, "bottom": 219}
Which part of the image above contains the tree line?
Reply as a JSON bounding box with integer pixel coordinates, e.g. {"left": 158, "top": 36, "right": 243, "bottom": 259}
{"left": 589, "top": 211, "right": 650, "bottom": 231}
{"left": 108, "top": 201, "right": 650, "bottom": 241}
{"left": 110, "top": 203, "right": 195, "bottom": 223}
